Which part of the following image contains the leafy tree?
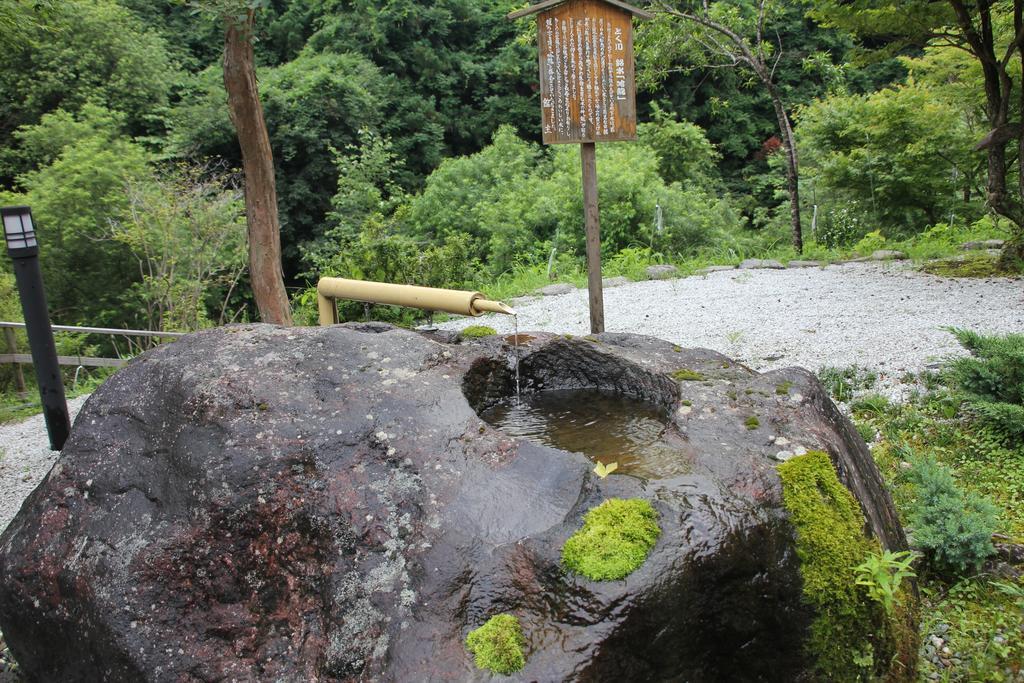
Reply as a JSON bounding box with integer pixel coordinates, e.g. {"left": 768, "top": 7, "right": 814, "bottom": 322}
{"left": 640, "top": 0, "right": 808, "bottom": 252}
{"left": 106, "top": 163, "right": 248, "bottom": 333}
{"left": 638, "top": 102, "right": 722, "bottom": 186}
{"left": 0, "top": 0, "right": 174, "bottom": 181}
{"left": 170, "top": 50, "right": 443, "bottom": 272}
{"left": 306, "top": 0, "right": 538, "bottom": 156}
{"left": 811, "top": 0, "right": 1024, "bottom": 265}
{"left": 798, "top": 82, "right": 982, "bottom": 236}
{"left": 4, "top": 108, "right": 151, "bottom": 327}
{"left": 299, "top": 128, "right": 409, "bottom": 275}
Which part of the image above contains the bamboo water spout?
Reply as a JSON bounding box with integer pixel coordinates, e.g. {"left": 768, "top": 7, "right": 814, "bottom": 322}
{"left": 317, "top": 277, "right": 516, "bottom": 325}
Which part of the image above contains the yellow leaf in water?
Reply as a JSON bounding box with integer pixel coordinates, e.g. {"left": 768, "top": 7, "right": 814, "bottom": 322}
{"left": 593, "top": 461, "right": 619, "bottom": 478}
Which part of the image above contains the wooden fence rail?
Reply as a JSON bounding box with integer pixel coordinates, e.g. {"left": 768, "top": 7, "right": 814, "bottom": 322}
{"left": 0, "top": 322, "right": 187, "bottom": 384}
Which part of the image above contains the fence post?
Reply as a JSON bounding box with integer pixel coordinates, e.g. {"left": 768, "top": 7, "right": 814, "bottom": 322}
{"left": 3, "top": 326, "right": 27, "bottom": 395}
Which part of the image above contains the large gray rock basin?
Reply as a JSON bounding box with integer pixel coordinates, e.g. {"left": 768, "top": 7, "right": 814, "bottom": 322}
{"left": 0, "top": 324, "right": 910, "bottom": 681}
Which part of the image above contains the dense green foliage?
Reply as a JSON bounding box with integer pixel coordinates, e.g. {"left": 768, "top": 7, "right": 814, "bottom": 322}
{"left": 1, "top": 0, "right": 1019, "bottom": 334}
{"left": 561, "top": 498, "right": 661, "bottom": 581}
{"left": 798, "top": 82, "right": 981, "bottom": 239}
{"left": 825, "top": 342, "right": 1024, "bottom": 679}
{"left": 945, "top": 328, "right": 1024, "bottom": 445}
{"left": 777, "top": 450, "right": 905, "bottom": 680}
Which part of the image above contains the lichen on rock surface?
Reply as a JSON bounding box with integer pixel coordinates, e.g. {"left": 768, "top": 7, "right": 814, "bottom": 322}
{"left": 0, "top": 324, "right": 915, "bottom": 681}
{"left": 466, "top": 614, "right": 526, "bottom": 675}
{"left": 561, "top": 498, "right": 660, "bottom": 580}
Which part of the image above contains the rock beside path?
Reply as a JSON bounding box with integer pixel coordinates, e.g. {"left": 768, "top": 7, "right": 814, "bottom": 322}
{"left": 787, "top": 260, "right": 822, "bottom": 268}
{"left": 961, "top": 239, "right": 1005, "bottom": 250}
{"left": 871, "top": 250, "right": 908, "bottom": 260}
{"left": 536, "top": 283, "right": 576, "bottom": 296}
{"left": 0, "top": 325, "right": 915, "bottom": 682}
{"left": 739, "top": 258, "right": 785, "bottom": 269}
{"left": 646, "top": 264, "right": 679, "bottom": 279}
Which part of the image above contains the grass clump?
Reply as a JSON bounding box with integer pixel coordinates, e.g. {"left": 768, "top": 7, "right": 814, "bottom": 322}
{"left": 744, "top": 415, "right": 760, "bottom": 429}
{"left": 562, "top": 498, "right": 661, "bottom": 581}
{"left": 671, "top": 368, "right": 705, "bottom": 381}
{"left": 461, "top": 325, "right": 497, "bottom": 338}
{"left": 775, "top": 380, "right": 793, "bottom": 395}
{"left": 921, "top": 253, "right": 1003, "bottom": 278}
{"left": 778, "top": 450, "right": 908, "bottom": 680}
{"left": 818, "top": 365, "right": 878, "bottom": 402}
{"left": 466, "top": 614, "right": 526, "bottom": 675}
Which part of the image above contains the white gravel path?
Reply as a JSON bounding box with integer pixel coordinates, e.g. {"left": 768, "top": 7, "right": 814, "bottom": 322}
{"left": 1, "top": 262, "right": 1021, "bottom": 535}
{"left": 0, "top": 395, "right": 89, "bottom": 533}
{"left": 442, "top": 261, "right": 1024, "bottom": 384}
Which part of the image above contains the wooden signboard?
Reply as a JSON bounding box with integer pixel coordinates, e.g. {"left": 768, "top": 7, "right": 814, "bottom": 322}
{"left": 536, "top": 0, "right": 638, "bottom": 144}
{"left": 509, "top": 0, "right": 651, "bottom": 333}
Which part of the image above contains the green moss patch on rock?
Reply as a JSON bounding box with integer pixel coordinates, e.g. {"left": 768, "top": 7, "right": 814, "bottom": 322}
{"left": 466, "top": 614, "right": 526, "bottom": 675}
{"left": 779, "top": 450, "right": 913, "bottom": 680}
{"left": 562, "top": 498, "right": 661, "bottom": 581}
{"left": 671, "top": 368, "right": 706, "bottom": 381}
{"left": 744, "top": 415, "right": 760, "bottom": 430}
{"left": 460, "top": 325, "right": 497, "bottom": 338}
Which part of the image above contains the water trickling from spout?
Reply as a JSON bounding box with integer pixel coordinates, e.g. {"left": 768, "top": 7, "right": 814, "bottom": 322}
{"left": 513, "top": 314, "right": 521, "bottom": 404}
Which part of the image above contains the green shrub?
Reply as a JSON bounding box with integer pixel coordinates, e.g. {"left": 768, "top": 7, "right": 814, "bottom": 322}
{"left": 853, "top": 229, "right": 887, "bottom": 255}
{"left": 561, "top": 498, "right": 661, "bottom": 581}
{"left": 465, "top": 614, "right": 526, "bottom": 675}
{"left": 906, "top": 455, "right": 997, "bottom": 575}
{"left": 944, "top": 328, "right": 1024, "bottom": 444}
{"left": 744, "top": 415, "right": 760, "bottom": 429}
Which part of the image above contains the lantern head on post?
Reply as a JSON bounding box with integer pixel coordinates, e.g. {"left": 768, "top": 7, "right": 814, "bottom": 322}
{"left": 2, "top": 205, "right": 39, "bottom": 258}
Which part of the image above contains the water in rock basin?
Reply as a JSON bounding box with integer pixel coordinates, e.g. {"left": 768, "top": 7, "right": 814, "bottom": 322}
{"left": 480, "top": 389, "right": 693, "bottom": 478}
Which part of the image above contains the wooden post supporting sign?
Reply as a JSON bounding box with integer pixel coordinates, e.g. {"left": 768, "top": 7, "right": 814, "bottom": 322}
{"left": 509, "top": 0, "right": 651, "bottom": 333}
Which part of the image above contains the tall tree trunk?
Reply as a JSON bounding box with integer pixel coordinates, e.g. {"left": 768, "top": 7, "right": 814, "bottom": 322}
{"left": 768, "top": 84, "right": 802, "bottom": 253}
{"left": 223, "top": 11, "right": 292, "bottom": 326}
{"left": 1009, "top": 0, "right": 1024, "bottom": 268}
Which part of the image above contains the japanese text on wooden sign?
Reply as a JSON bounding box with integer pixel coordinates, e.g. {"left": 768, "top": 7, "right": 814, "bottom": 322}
{"left": 537, "top": 0, "right": 637, "bottom": 144}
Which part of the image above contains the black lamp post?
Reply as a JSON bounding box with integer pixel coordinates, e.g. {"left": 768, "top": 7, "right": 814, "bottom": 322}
{"left": 3, "top": 206, "right": 69, "bottom": 450}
